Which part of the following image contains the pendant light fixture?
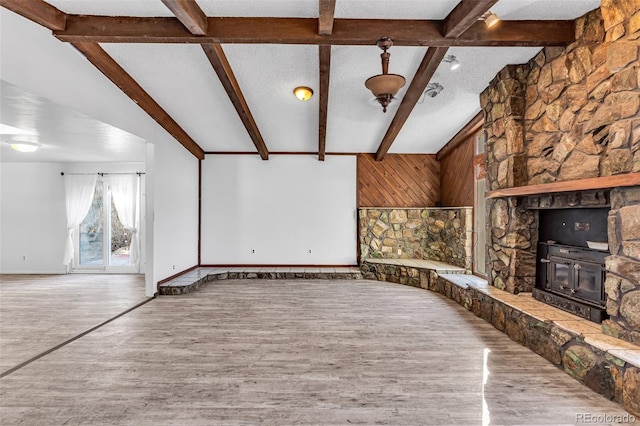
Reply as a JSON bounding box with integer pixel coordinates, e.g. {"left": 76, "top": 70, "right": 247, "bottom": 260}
{"left": 365, "top": 37, "right": 406, "bottom": 113}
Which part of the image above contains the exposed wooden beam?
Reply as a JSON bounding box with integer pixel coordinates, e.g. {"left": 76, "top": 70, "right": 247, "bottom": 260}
{"left": 318, "top": 0, "right": 336, "bottom": 35}
{"left": 375, "top": 47, "right": 449, "bottom": 161}
{"left": 443, "top": 0, "right": 499, "bottom": 38}
{"left": 485, "top": 173, "right": 640, "bottom": 199}
{"left": 436, "top": 111, "right": 484, "bottom": 161}
{"left": 54, "top": 16, "right": 575, "bottom": 47}
{"left": 71, "top": 42, "right": 205, "bottom": 160}
{"left": 201, "top": 44, "right": 269, "bottom": 160}
{"left": 318, "top": 45, "right": 331, "bottom": 161}
{"left": 0, "top": 0, "right": 66, "bottom": 30}
{"left": 160, "top": 0, "right": 207, "bottom": 35}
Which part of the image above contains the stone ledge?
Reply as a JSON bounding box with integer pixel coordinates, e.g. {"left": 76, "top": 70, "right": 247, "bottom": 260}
{"left": 434, "top": 275, "right": 640, "bottom": 416}
{"left": 158, "top": 267, "right": 363, "bottom": 296}
{"left": 363, "top": 258, "right": 640, "bottom": 416}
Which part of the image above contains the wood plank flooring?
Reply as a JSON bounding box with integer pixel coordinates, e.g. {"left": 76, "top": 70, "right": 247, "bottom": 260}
{"left": 0, "top": 278, "right": 636, "bottom": 425}
{"left": 0, "top": 274, "right": 147, "bottom": 372}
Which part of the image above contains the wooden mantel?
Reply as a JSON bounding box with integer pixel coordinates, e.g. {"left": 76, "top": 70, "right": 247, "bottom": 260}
{"left": 485, "top": 173, "right": 640, "bottom": 198}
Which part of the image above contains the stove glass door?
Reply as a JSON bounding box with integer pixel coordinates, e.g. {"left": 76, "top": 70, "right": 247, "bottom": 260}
{"left": 574, "top": 260, "right": 604, "bottom": 306}
{"left": 549, "top": 256, "right": 572, "bottom": 295}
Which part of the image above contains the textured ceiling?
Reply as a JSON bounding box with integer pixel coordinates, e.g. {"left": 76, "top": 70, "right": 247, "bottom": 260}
{"left": 494, "top": 0, "right": 601, "bottom": 19}
{"left": 0, "top": 80, "right": 146, "bottom": 162}
{"left": 1, "top": 0, "right": 603, "bottom": 163}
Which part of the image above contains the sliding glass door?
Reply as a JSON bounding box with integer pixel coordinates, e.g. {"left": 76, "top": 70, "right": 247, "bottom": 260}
{"left": 74, "top": 176, "right": 139, "bottom": 273}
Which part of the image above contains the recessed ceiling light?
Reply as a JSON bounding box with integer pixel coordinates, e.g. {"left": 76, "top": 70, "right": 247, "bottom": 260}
{"left": 293, "top": 86, "right": 314, "bottom": 101}
{"left": 9, "top": 142, "right": 40, "bottom": 152}
{"left": 443, "top": 55, "right": 461, "bottom": 71}
{"left": 424, "top": 83, "right": 444, "bottom": 98}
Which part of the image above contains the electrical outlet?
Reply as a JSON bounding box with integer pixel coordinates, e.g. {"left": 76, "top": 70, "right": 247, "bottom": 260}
{"left": 22, "top": 255, "right": 27, "bottom": 261}
{"left": 172, "top": 265, "right": 175, "bottom": 270}
{"left": 308, "top": 249, "right": 312, "bottom": 254}
{"left": 251, "top": 249, "right": 255, "bottom": 254}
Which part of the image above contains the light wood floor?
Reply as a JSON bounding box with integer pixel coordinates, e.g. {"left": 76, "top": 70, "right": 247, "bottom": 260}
{"left": 0, "top": 278, "right": 635, "bottom": 425}
{"left": 0, "top": 274, "right": 147, "bottom": 372}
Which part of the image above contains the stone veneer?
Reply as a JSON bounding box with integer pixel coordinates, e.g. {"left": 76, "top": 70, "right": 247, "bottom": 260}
{"left": 159, "top": 267, "right": 363, "bottom": 295}
{"left": 480, "top": 2, "right": 640, "bottom": 344}
{"left": 359, "top": 208, "right": 472, "bottom": 270}
{"left": 605, "top": 187, "right": 640, "bottom": 343}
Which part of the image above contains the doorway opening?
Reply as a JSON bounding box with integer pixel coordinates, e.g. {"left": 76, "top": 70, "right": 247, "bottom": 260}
{"left": 74, "top": 175, "right": 141, "bottom": 273}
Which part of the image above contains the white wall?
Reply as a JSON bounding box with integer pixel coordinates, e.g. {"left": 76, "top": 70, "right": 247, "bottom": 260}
{"left": 0, "top": 163, "right": 67, "bottom": 273}
{"left": 201, "top": 155, "right": 357, "bottom": 265}
{"left": 1, "top": 11, "right": 201, "bottom": 292}
{"left": 0, "top": 162, "right": 149, "bottom": 274}
{"left": 151, "top": 136, "right": 199, "bottom": 285}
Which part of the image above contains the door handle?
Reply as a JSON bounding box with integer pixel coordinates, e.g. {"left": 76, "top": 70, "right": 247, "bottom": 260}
{"left": 540, "top": 258, "right": 550, "bottom": 263}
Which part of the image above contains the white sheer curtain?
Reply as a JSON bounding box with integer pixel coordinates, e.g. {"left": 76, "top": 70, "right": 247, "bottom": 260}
{"left": 63, "top": 174, "right": 98, "bottom": 266}
{"left": 110, "top": 174, "right": 139, "bottom": 265}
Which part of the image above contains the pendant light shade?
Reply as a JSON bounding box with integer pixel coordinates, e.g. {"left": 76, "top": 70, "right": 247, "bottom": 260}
{"left": 365, "top": 37, "right": 406, "bottom": 113}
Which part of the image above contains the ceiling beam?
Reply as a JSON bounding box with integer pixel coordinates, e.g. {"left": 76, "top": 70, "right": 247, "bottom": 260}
{"left": 201, "top": 44, "right": 269, "bottom": 160}
{"left": 160, "top": 0, "right": 207, "bottom": 35}
{"left": 436, "top": 111, "right": 484, "bottom": 161}
{"left": 71, "top": 42, "right": 205, "bottom": 160}
{"left": 375, "top": 47, "right": 449, "bottom": 161}
{"left": 54, "top": 16, "right": 575, "bottom": 47}
{"left": 443, "top": 0, "right": 499, "bottom": 38}
{"left": 318, "top": 0, "right": 336, "bottom": 36}
{"left": 318, "top": 45, "right": 331, "bottom": 161}
{"left": 0, "top": 0, "right": 66, "bottom": 30}
{"left": 374, "top": 0, "right": 499, "bottom": 161}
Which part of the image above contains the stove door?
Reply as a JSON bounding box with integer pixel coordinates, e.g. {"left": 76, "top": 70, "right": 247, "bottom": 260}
{"left": 549, "top": 256, "right": 572, "bottom": 296}
{"left": 573, "top": 260, "right": 605, "bottom": 306}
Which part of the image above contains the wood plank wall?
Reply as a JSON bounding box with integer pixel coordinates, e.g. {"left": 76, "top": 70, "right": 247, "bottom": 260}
{"left": 440, "top": 136, "right": 474, "bottom": 207}
{"left": 357, "top": 154, "right": 440, "bottom": 207}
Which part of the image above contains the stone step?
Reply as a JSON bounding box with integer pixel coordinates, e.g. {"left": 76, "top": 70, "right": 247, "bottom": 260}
{"left": 159, "top": 268, "right": 363, "bottom": 296}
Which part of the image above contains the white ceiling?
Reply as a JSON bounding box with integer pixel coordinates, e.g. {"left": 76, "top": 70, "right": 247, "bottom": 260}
{"left": 0, "top": 80, "right": 146, "bottom": 162}
{"left": 1, "top": 0, "right": 602, "bottom": 163}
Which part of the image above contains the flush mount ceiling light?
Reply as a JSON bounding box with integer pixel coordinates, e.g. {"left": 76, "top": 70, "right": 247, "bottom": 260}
{"left": 482, "top": 11, "right": 500, "bottom": 28}
{"left": 365, "top": 37, "right": 406, "bottom": 113}
{"left": 293, "top": 86, "right": 314, "bottom": 101}
{"left": 9, "top": 141, "right": 40, "bottom": 152}
{"left": 443, "top": 54, "right": 460, "bottom": 71}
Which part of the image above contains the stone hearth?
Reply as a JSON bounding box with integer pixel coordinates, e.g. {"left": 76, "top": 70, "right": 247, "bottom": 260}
{"left": 361, "top": 257, "right": 640, "bottom": 416}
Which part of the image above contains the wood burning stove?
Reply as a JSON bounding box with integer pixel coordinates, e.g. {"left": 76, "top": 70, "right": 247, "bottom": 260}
{"left": 534, "top": 241, "right": 608, "bottom": 323}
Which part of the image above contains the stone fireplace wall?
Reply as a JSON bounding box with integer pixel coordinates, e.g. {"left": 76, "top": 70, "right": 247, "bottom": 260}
{"left": 523, "top": 9, "right": 639, "bottom": 183}
{"left": 358, "top": 208, "right": 472, "bottom": 270}
{"left": 481, "top": 2, "right": 640, "bottom": 343}
{"left": 481, "top": 64, "right": 537, "bottom": 294}
{"left": 605, "top": 187, "right": 640, "bottom": 343}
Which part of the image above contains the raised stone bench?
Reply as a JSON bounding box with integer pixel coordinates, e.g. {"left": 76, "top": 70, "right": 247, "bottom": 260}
{"left": 361, "top": 257, "right": 640, "bottom": 416}
{"left": 158, "top": 266, "right": 363, "bottom": 295}
{"left": 361, "top": 257, "right": 466, "bottom": 288}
